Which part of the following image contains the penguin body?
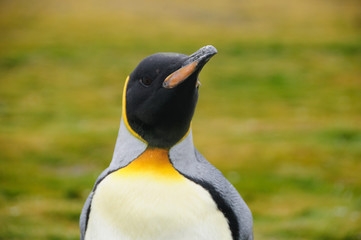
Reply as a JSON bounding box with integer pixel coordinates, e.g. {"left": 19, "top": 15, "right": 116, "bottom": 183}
{"left": 85, "top": 146, "right": 232, "bottom": 240}
{"left": 80, "top": 46, "right": 253, "bottom": 240}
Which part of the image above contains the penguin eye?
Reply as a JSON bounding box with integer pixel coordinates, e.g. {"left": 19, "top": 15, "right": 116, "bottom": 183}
{"left": 139, "top": 77, "right": 153, "bottom": 87}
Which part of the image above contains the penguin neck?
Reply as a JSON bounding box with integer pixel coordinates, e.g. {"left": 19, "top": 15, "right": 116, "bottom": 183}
{"left": 112, "top": 147, "right": 186, "bottom": 181}
{"left": 109, "top": 117, "right": 195, "bottom": 172}
{"left": 109, "top": 118, "right": 147, "bottom": 171}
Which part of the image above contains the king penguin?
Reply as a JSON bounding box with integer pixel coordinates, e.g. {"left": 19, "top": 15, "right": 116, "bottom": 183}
{"left": 80, "top": 45, "right": 253, "bottom": 240}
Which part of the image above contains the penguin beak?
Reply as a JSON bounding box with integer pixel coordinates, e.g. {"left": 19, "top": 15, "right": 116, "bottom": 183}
{"left": 163, "top": 45, "right": 217, "bottom": 89}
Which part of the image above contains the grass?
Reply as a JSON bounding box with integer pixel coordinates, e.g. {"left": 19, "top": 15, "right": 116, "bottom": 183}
{"left": 1, "top": 0, "right": 361, "bottom": 239}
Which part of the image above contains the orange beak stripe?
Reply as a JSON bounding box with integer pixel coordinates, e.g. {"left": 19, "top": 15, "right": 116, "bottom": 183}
{"left": 163, "top": 61, "right": 198, "bottom": 89}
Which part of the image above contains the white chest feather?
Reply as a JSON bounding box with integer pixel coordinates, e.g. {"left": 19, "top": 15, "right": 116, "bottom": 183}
{"left": 85, "top": 149, "right": 232, "bottom": 240}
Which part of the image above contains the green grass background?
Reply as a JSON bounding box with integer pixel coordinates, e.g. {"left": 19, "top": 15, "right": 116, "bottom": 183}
{"left": 1, "top": 0, "right": 361, "bottom": 239}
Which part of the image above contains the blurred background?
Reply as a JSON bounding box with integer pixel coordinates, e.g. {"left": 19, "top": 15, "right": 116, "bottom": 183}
{"left": 1, "top": 0, "right": 360, "bottom": 239}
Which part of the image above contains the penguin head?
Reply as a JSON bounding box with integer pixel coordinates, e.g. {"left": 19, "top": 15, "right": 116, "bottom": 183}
{"left": 123, "top": 45, "right": 217, "bottom": 149}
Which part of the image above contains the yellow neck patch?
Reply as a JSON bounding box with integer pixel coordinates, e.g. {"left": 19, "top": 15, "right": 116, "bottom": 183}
{"left": 113, "top": 148, "right": 184, "bottom": 181}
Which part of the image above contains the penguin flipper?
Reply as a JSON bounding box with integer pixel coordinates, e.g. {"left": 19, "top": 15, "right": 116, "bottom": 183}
{"left": 169, "top": 133, "right": 253, "bottom": 240}
{"left": 79, "top": 167, "right": 113, "bottom": 240}
{"left": 80, "top": 190, "right": 93, "bottom": 239}
{"left": 80, "top": 118, "right": 148, "bottom": 239}
{"left": 192, "top": 148, "right": 253, "bottom": 240}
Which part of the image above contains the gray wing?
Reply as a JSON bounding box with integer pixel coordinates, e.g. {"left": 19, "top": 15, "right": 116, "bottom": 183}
{"left": 169, "top": 134, "right": 253, "bottom": 240}
{"left": 80, "top": 118, "right": 148, "bottom": 239}
{"left": 79, "top": 168, "right": 112, "bottom": 240}
{"left": 193, "top": 149, "right": 253, "bottom": 240}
